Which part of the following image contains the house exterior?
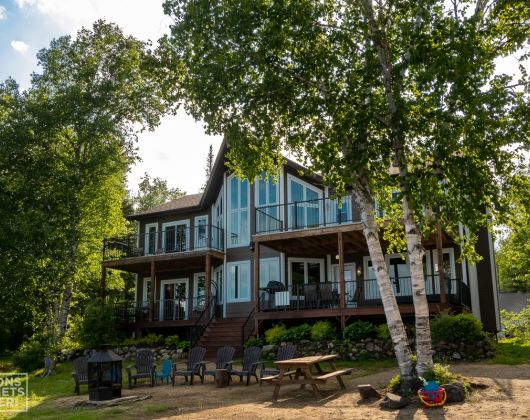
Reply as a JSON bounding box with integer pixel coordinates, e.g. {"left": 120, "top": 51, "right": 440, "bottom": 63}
{"left": 101, "top": 143, "right": 501, "bottom": 353}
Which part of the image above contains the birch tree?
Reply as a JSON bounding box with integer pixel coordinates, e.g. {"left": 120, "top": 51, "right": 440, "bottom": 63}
{"left": 159, "top": 0, "right": 530, "bottom": 384}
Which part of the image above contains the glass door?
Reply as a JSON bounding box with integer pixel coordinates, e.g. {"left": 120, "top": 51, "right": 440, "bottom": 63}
{"left": 193, "top": 273, "right": 206, "bottom": 308}
{"left": 289, "top": 179, "right": 322, "bottom": 229}
{"left": 160, "top": 279, "right": 188, "bottom": 320}
{"left": 388, "top": 256, "right": 410, "bottom": 297}
{"left": 144, "top": 224, "right": 157, "bottom": 255}
{"left": 332, "top": 264, "right": 357, "bottom": 307}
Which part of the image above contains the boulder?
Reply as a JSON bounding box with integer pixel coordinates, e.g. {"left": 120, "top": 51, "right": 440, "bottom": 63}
{"left": 452, "top": 352, "right": 462, "bottom": 360}
{"left": 380, "top": 393, "right": 409, "bottom": 410}
{"left": 442, "top": 382, "right": 465, "bottom": 403}
{"left": 358, "top": 384, "right": 381, "bottom": 400}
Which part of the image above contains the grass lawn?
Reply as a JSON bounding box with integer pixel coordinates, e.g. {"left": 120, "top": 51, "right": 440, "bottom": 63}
{"left": 487, "top": 338, "right": 530, "bottom": 365}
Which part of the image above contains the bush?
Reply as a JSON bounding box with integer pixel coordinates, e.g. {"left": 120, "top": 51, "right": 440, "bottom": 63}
{"left": 13, "top": 336, "right": 46, "bottom": 372}
{"left": 177, "top": 340, "right": 190, "bottom": 351}
{"left": 283, "top": 324, "right": 311, "bottom": 342}
{"left": 501, "top": 303, "right": 530, "bottom": 342}
{"left": 344, "top": 320, "right": 376, "bottom": 341}
{"left": 430, "top": 312, "right": 490, "bottom": 344}
{"left": 164, "top": 335, "right": 179, "bottom": 349}
{"left": 265, "top": 324, "right": 287, "bottom": 345}
{"left": 376, "top": 324, "right": 391, "bottom": 341}
{"left": 244, "top": 337, "right": 264, "bottom": 348}
{"left": 136, "top": 333, "right": 164, "bottom": 347}
{"left": 424, "top": 363, "right": 470, "bottom": 393}
{"left": 311, "top": 321, "right": 337, "bottom": 341}
{"left": 69, "top": 303, "right": 121, "bottom": 349}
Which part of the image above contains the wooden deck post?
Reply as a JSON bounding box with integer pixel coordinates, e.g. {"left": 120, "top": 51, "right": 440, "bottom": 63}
{"left": 100, "top": 266, "right": 107, "bottom": 302}
{"left": 436, "top": 225, "right": 447, "bottom": 306}
{"left": 338, "top": 232, "right": 345, "bottom": 309}
{"left": 205, "top": 254, "right": 212, "bottom": 304}
{"left": 149, "top": 260, "right": 156, "bottom": 322}
{"left": 254, "top": 241, "right": 261, "bottom": 312}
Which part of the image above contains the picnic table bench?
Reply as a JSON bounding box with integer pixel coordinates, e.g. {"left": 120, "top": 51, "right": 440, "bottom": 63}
{"left": 261, "top": 354, "right": 353, "bottom": 401}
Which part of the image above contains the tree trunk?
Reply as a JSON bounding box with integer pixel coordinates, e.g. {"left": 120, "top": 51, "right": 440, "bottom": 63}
{"left": 352, "top": 182, "right": 415, "bottom": 389}
{"left": 402, "top": 197, "right": 434, "bottom": 376}
{"left": 57, "top": 282, "right": 72, "bottom": 337}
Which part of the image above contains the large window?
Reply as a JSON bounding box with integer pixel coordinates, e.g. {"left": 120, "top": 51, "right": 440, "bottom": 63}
{"left": 256, "top": 175, "right": 280, "bottom": 233}
{"left": 288, "top": 176, "right": 322, "bottom": 229}
{"left": 193, "top": 272, "right": 206, "bottom": 308}
{"left": 228, "top": 176, "right": 249, "bottom": 247}
{"left": 288, "top": 258, "right": 325, "bottom": 286}
{"left": 259, "top": 258, "right": 280, "bottom": 288}
{"left": 144, "top": 223, "right": 158, "bottom": 255}
{"left": 162, "top": 220, "right": 189, "bottom": 252}
{"left": 213, "top": 189, "right": 223, "bottom": 250}
{"left": 227, "top": 261, "right": 251, "bottom": 302}
{"left": 194, "top": 216, "right": 208, "bottom": 249}
{"left": 326, "top": 195, "right": 353, "bottom": 224}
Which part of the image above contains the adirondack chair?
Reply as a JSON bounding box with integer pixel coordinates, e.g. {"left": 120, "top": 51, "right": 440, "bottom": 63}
{"left": 228, "top": 346, "right": 262, "bottom": 386}
{"left": 172, "top": 346, "right": 206, "bottom": 385}
{"left": 126, "top": 349, "right": 156, "bottom": 389}
{"left": 72, "top": 356, "right": 88, "bottom": 395}
{"left": 202, "top": 346, "right": 236, "bottom": 380}
{"left": 155, "top": 359, "right": 173, "bottom": 384}
{"left": 259, "top": 343, "right": 297, "bottom": 385}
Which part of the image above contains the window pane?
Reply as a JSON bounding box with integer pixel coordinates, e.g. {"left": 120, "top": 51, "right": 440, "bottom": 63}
{"left": 307, "top": 262, "right": 321, "bottom": 284}
{"left": 240, "top": 210, "right": 249, "bottom": 243}
{"left": 306, "top": 188, "right": 319, "bottom": 201}
{"left": 258, "top": 179, "right": 267, "bottom": 206}
{"left": 269, "top": 179, "right": 277, "bottom": 204}
{"left": 230, "top": 265, "right": 237, "bottom": 299}
{"left": 240, "top": 180, "right": 248, "bottom": 208}
{"left": 291, "top": 180, "right": 304, "bottom": 202}
{"left": 291, "top": 262, "right": 305, "bottom": 286}
{"left": 240, "top": 263, "right": 250, "bottom": 299}
{"left": 230, "top": 177, "right": 239, "bottom": 209}
{"left": 230, "top": 212, "right": 239, "bottom": 245}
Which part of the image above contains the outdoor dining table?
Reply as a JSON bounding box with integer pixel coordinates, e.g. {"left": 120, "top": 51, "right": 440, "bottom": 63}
{"left": 262, "top": 354, "right": 353, "bottom": 401}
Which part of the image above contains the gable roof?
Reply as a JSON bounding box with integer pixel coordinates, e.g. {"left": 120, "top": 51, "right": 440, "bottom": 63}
{"left": 132, "top": 193, "right": 203, "bottom": 219}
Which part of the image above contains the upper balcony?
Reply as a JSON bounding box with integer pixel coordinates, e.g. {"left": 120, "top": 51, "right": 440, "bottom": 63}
{"left": 103, "top": 225, "right": 224, "bottom": 263}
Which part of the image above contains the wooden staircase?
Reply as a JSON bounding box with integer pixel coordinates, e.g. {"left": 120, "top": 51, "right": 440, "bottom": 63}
{"left": 198, "top": 317, "right": 250, "bottom": 358}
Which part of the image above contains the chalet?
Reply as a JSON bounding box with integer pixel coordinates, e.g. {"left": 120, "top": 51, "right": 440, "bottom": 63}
{"left": 102, "top": 143, "right": 501, "bottom": 355}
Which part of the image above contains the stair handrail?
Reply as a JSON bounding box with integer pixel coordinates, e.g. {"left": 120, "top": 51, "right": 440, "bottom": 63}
{"left": 190, "top": 294, "right": 217, "bottom": 348}
{"left": 240, "top": 307, "right": 256, "bottom": 349}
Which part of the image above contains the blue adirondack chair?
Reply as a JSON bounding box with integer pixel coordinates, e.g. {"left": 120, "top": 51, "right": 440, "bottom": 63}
{"left": 156, "top": 359, "right": 173, "bottom": 384}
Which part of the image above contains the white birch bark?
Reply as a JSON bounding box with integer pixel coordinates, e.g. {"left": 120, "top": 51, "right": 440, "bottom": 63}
{"left": 352, "top": 183, "right": 415, "bottom": 386}
{"left": 402, "top": 196, "right": 433, "bottom": 376}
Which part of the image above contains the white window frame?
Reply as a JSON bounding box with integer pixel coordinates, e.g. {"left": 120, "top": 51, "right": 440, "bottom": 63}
{"left": 144, "top": 223, "right": 158, "bottom": 256}
{"left": 287, "top": 257, "right": 325, "bottom": 285}
{"left": 227, "top": 174, "right": 250, "bottom": 248}
{"left": 227, "top": 260, "right": 251, "bottom": 302}
{"left": 214, "top": 265, "right": 224, "bottom": 304}
{"left": 193, "top": 272, "right": 206, "bottom": 308}
{"left": 287, "top": 174, "right": 323, "bottom": 229}
{"left": 259, "top": 257, "right": 281, "bottom": 288}
{"left": 162, "top": 220, "right": 190, "bottom": 252}
{"left": 142, "top": 277, "right": 151, "bottom": 303}
{"left": 255, "top": 174, "right": 281, "bottom": 233}
{"left": 194, "top": 215, "right": 209, "bottom": 250}
{"left": 159, "top": 278, "right": 189, "bottom": 320}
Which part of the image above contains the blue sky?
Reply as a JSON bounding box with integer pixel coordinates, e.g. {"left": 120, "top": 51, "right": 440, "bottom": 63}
{"left": 0, "top": 0, "right": 222, "bottom": 195}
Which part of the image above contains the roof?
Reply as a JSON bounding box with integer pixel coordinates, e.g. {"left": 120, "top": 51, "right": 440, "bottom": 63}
{"left": 133, "top": 193, "right": 203, "bottom": 218}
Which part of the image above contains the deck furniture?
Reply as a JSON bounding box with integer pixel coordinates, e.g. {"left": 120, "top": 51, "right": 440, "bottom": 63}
{"left": 156, "top": 359, "right": 173, "bottom": 384}
{"left": 261, "top": 354, "right": 353, "bottom": 401}
{"left": 172, "top": 346, "right": 206, "bottom": 385}
{"left": 203, "top": 346, "right": 235, "bottom": 380}
{"left": 259, "top": 343, "right": 297, "bottom": 385}
{"left": 72, "top": 356, "right": 88, "bottom": 395}
{"left": 228, "top": 346, "right": 262, "bottom": 386}
{"left": 304, "top": 284, "right": 318, "bottom": 309}
{"left": 126, "top": 349, "right": 156, "bottom": 389}
{"left": 319, "top": 283, "right": 339, "bottom": 308}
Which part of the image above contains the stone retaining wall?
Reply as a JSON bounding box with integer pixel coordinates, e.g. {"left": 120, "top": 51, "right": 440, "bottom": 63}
{"left": 66, "top": 346, "right": 184, "bottom": 361}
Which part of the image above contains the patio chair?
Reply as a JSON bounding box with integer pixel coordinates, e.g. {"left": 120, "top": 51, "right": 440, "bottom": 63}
{"left": 304, "top": 283, "right": 319, "bottom": 309}
{"left": 72, "top": 356, "right": 88, "bottom": 395}
{"left": 126, "top": 349, "right": 156, "bottom": 389}
{"left": 172, "top": 346, "right": 207, "bottom": 385}
{"left": 319, "top": 283, "right": 339, "bottom": 308}
{"left": 202, "top": 346, "right": 236, "bottom": 380}
{"left": 156, "top": 359, "right": 173, "bottom": 384}
{"left": 228, "top": 346, "right": 262, "bottom": 386}
{"left": 259, "top": 343, "right": 297, "bottom": 385}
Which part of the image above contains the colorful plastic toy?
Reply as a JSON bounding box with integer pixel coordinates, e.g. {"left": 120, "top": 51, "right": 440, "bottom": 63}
{"left": 418, "top": 380, "right": 446, "bottom": 408}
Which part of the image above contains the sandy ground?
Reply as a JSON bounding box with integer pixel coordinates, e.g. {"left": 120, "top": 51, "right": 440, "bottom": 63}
{"left": 55, "top": 363, "right": 530, "bottom": 419}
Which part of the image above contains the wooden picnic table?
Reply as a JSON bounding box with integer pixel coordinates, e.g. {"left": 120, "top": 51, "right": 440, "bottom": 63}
{"left": 262, "top": 354, "right": 353, "bottom": 401}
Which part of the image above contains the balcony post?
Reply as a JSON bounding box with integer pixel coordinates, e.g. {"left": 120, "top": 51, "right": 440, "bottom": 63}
{"left": 338, "top": 232, "right": 345, "bottom": 309}
{"left": 254, "top": 241, "right": 261, "bottom": 312}
{"left": 205, "top": 254, "right": 212, "bottom": 305}
{"left": 149, "top": 260, "right": 156, "bottom": 322}
{"left": 436, "top": 225, "right": 447, "bottom": 306}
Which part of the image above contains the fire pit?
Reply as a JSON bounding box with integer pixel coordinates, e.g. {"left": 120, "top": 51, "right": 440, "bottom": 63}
{"left": 87, "top": 345, "right": 123, "bottom": 401}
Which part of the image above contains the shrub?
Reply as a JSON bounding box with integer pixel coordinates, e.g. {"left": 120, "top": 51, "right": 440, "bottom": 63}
{"left": 164, "top": 335, "right": 179, "bottom": 349}
{"left": 283, "top": 324, "right": 311, "bottom": 342}
{"left": 424, "top": 363, "right": 471, "bottom": 393}
{"left": 311, "top": 321, "right": 337, "bottom": 341}
{"left": 376, "top": 324, "right": 391, "bottom": 341}
{"left": 265, "top": 324, "right": 287, "bottom": 345}
{"left": 430, "top": 312, "right": 490, "bottom": 344}
{"left": 344, "top": 320, "right": 376, "bottom": 341}
{"left": 501, "top": 303, "right": 530, "bottom": 342}
{"left": 177, "top": 340, "right": 190, "bottom": 351}
{"left": 136, "top": 333, "right": 164, "bottom": 347}
{"left": 13, "top": 336, "right": 46, "bottom": 372}
{"left": 69, "top": 303, "right": 121, "bottom": 349}
{"left": 244, "top": 337, "right": 264, "bottom": 348}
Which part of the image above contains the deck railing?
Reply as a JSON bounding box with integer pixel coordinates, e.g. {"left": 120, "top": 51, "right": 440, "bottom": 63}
{"left": 103, "top": 225, "right": 224, "bottom": 261}
{"left": 258, "top": 276, "right": 470, "bottom": 312}
{"left": 255, "top": 195, "right": 362, "bottom": 234}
